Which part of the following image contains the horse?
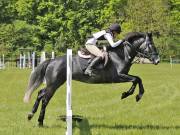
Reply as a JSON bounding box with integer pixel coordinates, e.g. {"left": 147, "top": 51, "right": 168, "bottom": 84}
{"left": 23, "top": 32, "right": 160, "bottom": 126}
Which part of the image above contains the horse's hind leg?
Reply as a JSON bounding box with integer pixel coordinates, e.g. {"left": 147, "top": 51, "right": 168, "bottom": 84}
{"left": 37, "top": 86, "right": 57, "bottom": 126}
{"left": 37, "top": 77, "right": 66, "bottom": 126}
{"left": 38, "top": 76, "right": 65, "bottom": 126}
{"left": 28, "top": 89, "right": 46, "bottom": 120}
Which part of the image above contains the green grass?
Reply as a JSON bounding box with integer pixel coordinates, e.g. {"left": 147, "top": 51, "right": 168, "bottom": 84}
{"left": 0, "top": 63, "right": 180, "bottom": 135}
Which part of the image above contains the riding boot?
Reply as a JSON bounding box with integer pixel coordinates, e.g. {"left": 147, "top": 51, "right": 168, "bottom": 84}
{"left": 84, "top": 56, "right": 102, "bottom": 76}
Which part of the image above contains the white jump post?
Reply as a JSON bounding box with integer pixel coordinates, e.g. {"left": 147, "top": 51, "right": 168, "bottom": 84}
{"left": 40, "top": 51, "right": 46, "bottom": 63}
{"left": 23, "top": 54, "right": 26, "bottom": 69}
{"left": 20, "top": 53, "right": 22, "bottom": 69}
{"left": 170, "top": 56, "right": 173, "bottom": 69}
{"left": 28, "top": 52, "right": 31, "bottom": 68}
{"left": 40, "top": 51, "right": 46, "bottom": 84}
{"left": 66, "top": 49, "right": 72, "bottom": 135}
{"left": 32, "top": 52, "right": 35, "bottom": 71}
{"left": 51, "top": 51, "right": 55, "bottom": 59}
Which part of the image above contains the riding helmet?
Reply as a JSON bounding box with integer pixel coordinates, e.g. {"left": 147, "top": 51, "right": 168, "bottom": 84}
{"left": 109, "top": 23, "right": 121, "bottom": 34}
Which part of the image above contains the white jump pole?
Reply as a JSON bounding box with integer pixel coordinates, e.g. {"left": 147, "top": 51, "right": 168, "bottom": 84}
{"left": 40, "top": 51, "right": 46, "bottom": 63}
{"left": 32, "top": 52, "right": 35, "bottom": 71}
{"left": 40, "top": 51, "right": 46, "bottom": 84}
{"left": 23, "top": 54, "right": 26, "bottom": 69}
{"left": 28, "top": 52, "right": 31, "bottom": 68}
{"left": 51, "top": 51, "right": 55, "bottom": 59}
{"left": 170, "top": 56, "right": 173, "bottom": 69}
{"left": 66, "top": 49, "right": 72, "bottom": 135}
{"left": 20, "top": 53, "right": 22, "bottom": 69}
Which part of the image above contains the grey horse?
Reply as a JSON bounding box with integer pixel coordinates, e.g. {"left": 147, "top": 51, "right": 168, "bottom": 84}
{"left": 23, "top": 32, "right": 160, "bottom": 126}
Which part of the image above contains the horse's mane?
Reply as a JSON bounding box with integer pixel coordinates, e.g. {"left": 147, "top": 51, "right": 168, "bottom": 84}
{"left": 125, "top": 32, "right": 145, "bottom": 42}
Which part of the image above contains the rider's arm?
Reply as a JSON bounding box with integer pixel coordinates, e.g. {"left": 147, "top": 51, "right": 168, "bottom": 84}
{"left": 104, "top": 33, "right": 123, "bottom": 48}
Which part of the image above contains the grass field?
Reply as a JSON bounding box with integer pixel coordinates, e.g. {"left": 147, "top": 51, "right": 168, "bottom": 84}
{"left": 0, "top": 63, "right": 180, "bottom": 135}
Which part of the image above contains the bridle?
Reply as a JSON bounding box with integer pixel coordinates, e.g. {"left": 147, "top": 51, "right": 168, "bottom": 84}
{"left": 124, "top": 35, "right": 158, "bottom": 62}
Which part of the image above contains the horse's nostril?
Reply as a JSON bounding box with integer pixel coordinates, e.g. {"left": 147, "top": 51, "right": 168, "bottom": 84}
{"left": 154, "top": 59, "right": 160, "bottom": 65}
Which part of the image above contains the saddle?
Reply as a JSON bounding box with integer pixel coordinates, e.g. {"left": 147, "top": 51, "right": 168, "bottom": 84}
{"left": 78, "top": 47, "right": 109, "bottom": 67}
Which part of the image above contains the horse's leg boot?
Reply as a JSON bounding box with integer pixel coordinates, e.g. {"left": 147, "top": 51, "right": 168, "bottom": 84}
{"left": 84, "top": 56, "right": 102, "bottom": 76}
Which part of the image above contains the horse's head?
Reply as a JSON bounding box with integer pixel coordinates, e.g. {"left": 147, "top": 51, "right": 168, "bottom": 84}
{"left": 138, "top": 32, "right": 160, "bottom": 65}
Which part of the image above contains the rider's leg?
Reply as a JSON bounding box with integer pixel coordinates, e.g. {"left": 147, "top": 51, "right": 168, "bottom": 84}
{"left": 85, "top": 44, "right": 103, "bottom": 57}
{"left": 85, "top": 56, "right": 102, "bottom": 76}
{"left": 85, "top": 44, "right": 103, "bottom": 76}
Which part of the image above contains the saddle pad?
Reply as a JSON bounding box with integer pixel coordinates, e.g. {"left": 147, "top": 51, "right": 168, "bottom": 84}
{"left": 78, "top": 51, "right": 91, "bottom": 59}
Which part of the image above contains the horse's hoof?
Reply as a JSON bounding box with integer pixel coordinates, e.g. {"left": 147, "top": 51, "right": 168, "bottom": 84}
{"left": 27, "top": 112, "right": 34, "bottom": 121}
{"left": 136, "top": 95, "right": 141, "bottom": 102}
{"left": 121, "top": 92, "right": 128, "bottom": 99}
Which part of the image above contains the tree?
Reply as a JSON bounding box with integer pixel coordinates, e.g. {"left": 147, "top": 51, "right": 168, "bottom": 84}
{"left": 169, "top": 0, "right": 180, "bottom": 35}
{"left": 125, "top": 0, "right": 170, "bottom": 34}
{"left": 0, "top": 0, "right": 16, "bottom": 23}
{"left": 0, "top": 0, "right": 179, "bottom": 58}
{"left": 125, "top": 0, "right": 173, "bottom": 58}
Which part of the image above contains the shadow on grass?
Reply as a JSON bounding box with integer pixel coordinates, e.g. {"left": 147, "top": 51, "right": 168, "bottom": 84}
{"left": 74, "top": 118, "right": 92, "bottom": 135}
{"left": 90, "top": 124, "right": 180, "bottom": 130}
{"left": 58, "top": 115, "right": 92, "bottom": 135}
{"left": 57, "top": 115, "right": 180, "bottom": 133}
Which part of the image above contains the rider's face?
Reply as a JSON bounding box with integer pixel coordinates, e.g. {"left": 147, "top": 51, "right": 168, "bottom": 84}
{"left": 113, "top": 32, "right": 119, "bottom": 38}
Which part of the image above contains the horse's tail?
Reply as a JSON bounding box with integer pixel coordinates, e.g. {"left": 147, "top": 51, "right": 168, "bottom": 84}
{"left": 23, "top": 60, "right": 51, "bottom": 103}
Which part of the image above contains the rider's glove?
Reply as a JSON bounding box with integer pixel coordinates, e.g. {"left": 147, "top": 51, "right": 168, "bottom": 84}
{"left": 121, "top": 39, "right": 126, "bottom": 45}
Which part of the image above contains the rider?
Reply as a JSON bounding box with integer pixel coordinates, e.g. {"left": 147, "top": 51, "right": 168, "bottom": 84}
{"left": 84, "top": 23, "right": 124, "bottom": 76}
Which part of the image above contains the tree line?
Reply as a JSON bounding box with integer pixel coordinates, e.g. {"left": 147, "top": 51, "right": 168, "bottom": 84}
{"left": 0, "top": 0, "right": 179, "bottom": 59}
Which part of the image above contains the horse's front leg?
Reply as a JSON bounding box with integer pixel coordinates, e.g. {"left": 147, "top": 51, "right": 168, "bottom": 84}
{"left": 136, "top": 76, "right": 144, "bottom": 102}
{"left": 117, "top": 73, "right": 144, "bottom": 102}
{"left": 121, "top": 82, "right": 137, "bottom": 99}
